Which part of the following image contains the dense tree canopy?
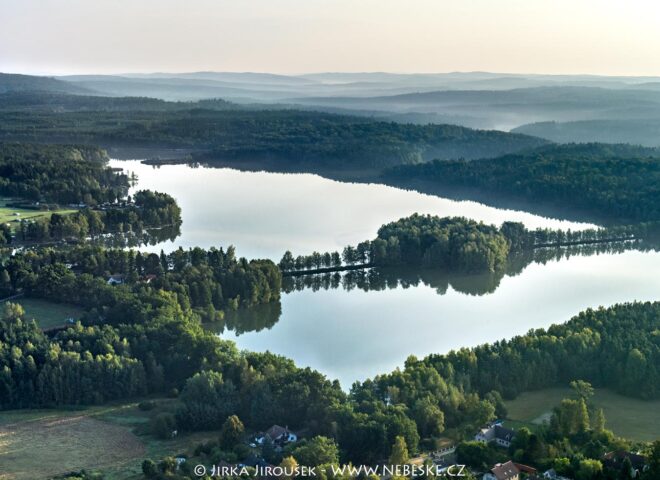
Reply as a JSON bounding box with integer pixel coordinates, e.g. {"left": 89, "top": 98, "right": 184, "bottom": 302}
{"left": 386, "top": 143, "right": 660, "bottom": 223}
{"left": 0, "top": 142, "right": 126, "bottom": 204}
{"left": 2, "top": 245, "right": 281, "bottom": 323}
{"left": 0, "top": 102, "right": 546, "bottom": 169}
{"left": 0, "top": 143, "right": 181, "bottom": 245}
{"left": 280, "top": 214, "right": 641, "bottom": 276}
{"left": 371, "top": 215, "right": 510, "bottom": 272}
{"left": 10, "top": 190, "right": 181, "bottom": 244}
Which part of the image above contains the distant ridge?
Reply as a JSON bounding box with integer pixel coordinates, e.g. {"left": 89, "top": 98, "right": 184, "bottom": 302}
{"left": 0, "top": 72, "right": 94, "bottom": 95}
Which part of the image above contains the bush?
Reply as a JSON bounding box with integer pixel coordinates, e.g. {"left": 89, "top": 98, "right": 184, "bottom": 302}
{"left": 142, "top": 459, "right": 158, "bottom": 478}
{"left": 233, "top": 443, "right": 251, "bottom": 460}
{"left": 151, "top": 412, "right": 178, "bottom": 439}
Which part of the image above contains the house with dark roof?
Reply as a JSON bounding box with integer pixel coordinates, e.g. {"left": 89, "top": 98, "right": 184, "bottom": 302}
{"left": 475, "top": 422, "right": 516, "bottom": 448}
{"left": 602, "top": 450, "right": 647, "bottom": 477}
{"left": 484, "top": 461, "right": 520, "bottom": 480}
{"left": 255, "top": 425, "right": 298, "bottom": 447}
{"left": 484, "top": 461, "right": 537, "bottom": 480}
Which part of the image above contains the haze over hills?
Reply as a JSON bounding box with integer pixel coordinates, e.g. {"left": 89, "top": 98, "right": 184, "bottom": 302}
{"left": 0, "top": 72, "right": 95, "bottom": 95}
{"left": 51, "top": 71, "right": 660, "bottom": 136}
{"left": 286, "top": 85, "right": 660, "bottom": 130}
{"left": 513, "top": 120, "right": 660, "bottom": 147}
{"left": 55, "top": 71, "right": 660, "bottom": 102}
{"left": 5, "top": 70, "right": 660, "bottom": 145}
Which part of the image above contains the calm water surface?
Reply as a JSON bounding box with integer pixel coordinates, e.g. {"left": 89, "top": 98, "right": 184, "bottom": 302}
{"left": 111, "top": 160, "right": 594, "bottom": 259}
{"left": 110, "top": 160, "right": 660, "bottom": 387}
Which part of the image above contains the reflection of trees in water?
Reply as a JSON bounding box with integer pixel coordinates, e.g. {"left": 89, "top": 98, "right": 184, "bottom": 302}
{"left": 283, "top": 240, "right": 659, "bottom": 297}
{"left": 179, "top": 237, "right": 660, "bottom": 338}
{"left": 88, "top": 224, "right": 181, "bottom": 248}
{"left": 3, "top": 225, "right": 182, "bottom": 256}
{"left": 188, "top": 238, "right": 660, "bottom": 337}
{"left": 205, "top": 302, "right": 282, "bottom": 336}
{"left": 283, "top": 266, "right": 503, "bottom": 296}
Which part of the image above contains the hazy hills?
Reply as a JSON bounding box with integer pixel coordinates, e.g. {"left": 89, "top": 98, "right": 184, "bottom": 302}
{"left": 0, "top": 73, "right": 94, "bottom": 95}
{"left": 287, "top": 86, "right": 660, "bottom": 130}
{"left": 48, "top": 71, "right": 660, "bottom": 137}
{"left": 5, "top": 70, "right": 660, "bottom": 146}
{"left": 513, "top": 119, "right": 660, "bottom": 148}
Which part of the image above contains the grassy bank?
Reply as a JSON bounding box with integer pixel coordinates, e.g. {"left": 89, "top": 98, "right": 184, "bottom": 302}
{"left": 505, "top": 387, "right": 660, "bottom": 442}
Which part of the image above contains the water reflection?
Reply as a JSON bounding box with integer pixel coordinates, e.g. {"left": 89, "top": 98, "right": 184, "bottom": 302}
{"left": 203, "top": 240, "right": 656, "bottom": 343}
{"left": 88, "top": 224, "right": 182, "bottom": 249}
{"left": 282, "top": 241, "right": 651, "bottom": 298}
{"left": 206, "top": 302, "right": 282, "bottom": 336}
{"left": 227, "top": 247, "right": 660, "bottom": 387}
{"left": 109, "top": 160, "right": 595, "bottom": 259}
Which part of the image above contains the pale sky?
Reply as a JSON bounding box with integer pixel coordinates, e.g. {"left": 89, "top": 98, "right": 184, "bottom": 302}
{"left": 2, "top": 0, "right": 660, "bottom": 76}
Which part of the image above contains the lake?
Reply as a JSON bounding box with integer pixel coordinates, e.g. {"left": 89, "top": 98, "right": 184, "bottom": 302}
{"left": 110, "top": 160, "right": 660, "bottom": 387}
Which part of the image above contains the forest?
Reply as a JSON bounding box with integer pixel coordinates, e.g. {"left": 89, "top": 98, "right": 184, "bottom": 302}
{"left": 385, "top": 143, "right": 660, "bottom": 223}
{"left": 0, "top": 143, "right": 181, "bottom": 245}
{"left": 0, "top": 142, "right": 127, "bottom": 204}
{"left": 2, "top": 298, "right": 658, "bottom": 477}
{"left": 0, "top": 90, "right": 237, "bottom": 113}
{"left": 8, "top": 190, "right": 181, "bottom": 244}
{"left": 0, "top": 92, "right": 547, "bottom": 168}
{"left": 0, "top": 81, "right": 658, "bottom": 479}
{"left": 455, "top": 383, "right": 659, "bottom": 480}
{"left": 1, "top": 244, "right": 281, "bottom": 323}
{"left": 279, "top": 214, "right": 641, "bottom": 275}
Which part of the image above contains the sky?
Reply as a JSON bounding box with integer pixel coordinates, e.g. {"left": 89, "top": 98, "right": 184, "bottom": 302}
{"left": 2, "top": 0, "right": 660, "bottom": 76}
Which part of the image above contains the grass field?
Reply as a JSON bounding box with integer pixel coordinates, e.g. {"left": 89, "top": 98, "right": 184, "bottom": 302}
{"left": 0, "top": 400, "right": 222, "bottom": 480}
{"left": 505, "top": 387, "right": 660, "bottom": 442}
{"left": 0, "top": 406, "right": 145, "bottom": 480}
{"left": 3, "top": 297, "right": 86, "bottom": 330}
{"left": 0, "top": 197, "right": 76, "bottom": 233}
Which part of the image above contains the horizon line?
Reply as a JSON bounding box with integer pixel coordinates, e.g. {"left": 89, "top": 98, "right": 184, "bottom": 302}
{"left": 4, "top": 69, "right": 660, "bottom": 80}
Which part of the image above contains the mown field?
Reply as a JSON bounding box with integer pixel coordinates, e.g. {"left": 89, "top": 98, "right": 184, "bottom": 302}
{"left": 2, "top": 298, "right": 86, "bottom": 330}
{"left": 0, "top": 197, "right": 76, "bottom": 232}
{"left": 505, "top": 387, "right": 660, "bottom": 442}
{"left": 0, "top": 407, "right": 144, "bottom": 480}
{"left": 0, "top": 399, "right": 221, "bottom": 480}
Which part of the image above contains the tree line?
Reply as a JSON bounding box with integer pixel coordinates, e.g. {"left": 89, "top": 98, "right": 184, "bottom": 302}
{"left": 7, "top": 190, "right": 181, "bottom": 244}
{"left": 1, "top": 245, "right": 281, "bottom": 323}
{"left": 280, "top": 214, "right": 642, "bottom": 275}
{"left": 0, "top": 143, "right": 182, "bottom": 245}
{"left": 282, "top": 238, "right": 651, "bottom": 299}
{"left": 0, "top": 142, "right": 126, "bottom": 205}
{"left": 385, "top": 143, "right": 660, "bottom": 224}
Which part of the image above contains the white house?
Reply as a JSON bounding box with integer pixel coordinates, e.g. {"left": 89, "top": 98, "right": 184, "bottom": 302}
{"left": 107, "top": 274, "right": 125, "bottom": 285}
{"left": 475, "top": 422, "right": 516, "bottom": 448}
